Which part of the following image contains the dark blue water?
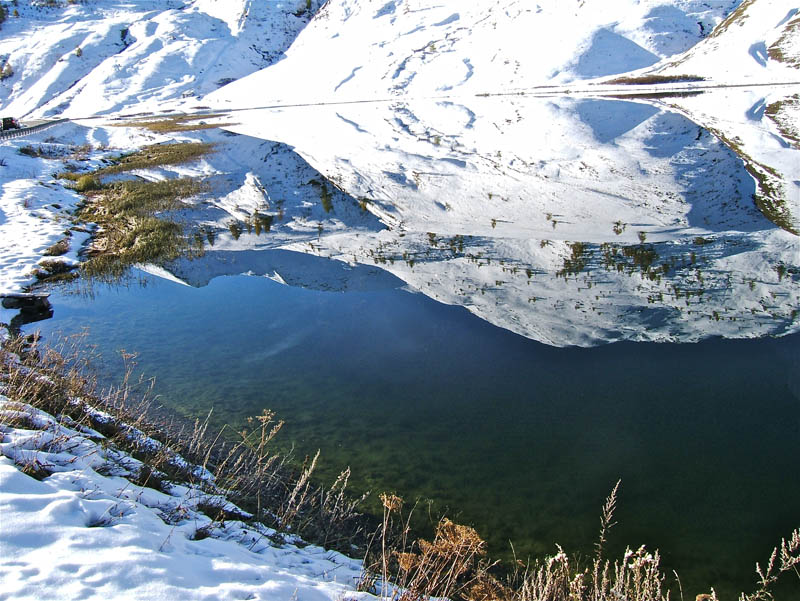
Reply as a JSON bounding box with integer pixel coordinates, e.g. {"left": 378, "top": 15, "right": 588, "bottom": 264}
{"left": 9, "top": 262, "right": 799, "bottom": 599}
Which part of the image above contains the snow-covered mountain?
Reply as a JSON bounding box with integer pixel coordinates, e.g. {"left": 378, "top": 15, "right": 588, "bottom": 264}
{"left": 195, "top": 0, "right": 800, "bottom": 346}
{"left": 0, "top": 0, "right": 320, "bottom": 118}
{"left": 209, "top": 0, "right": 742, "bottom": 105}
{"left": 209, "top": 0, "right": 799, "bottom": 236}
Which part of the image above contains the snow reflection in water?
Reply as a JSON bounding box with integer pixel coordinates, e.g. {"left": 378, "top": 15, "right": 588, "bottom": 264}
{"left": 188, "top": 93, "right": 800, "bottom": 347}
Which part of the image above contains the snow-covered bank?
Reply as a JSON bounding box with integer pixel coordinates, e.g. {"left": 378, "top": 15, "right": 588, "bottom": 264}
{"left": 0, "top": 125, "right": 91, "bottom": 295}
{"left": 0, "top": 393, "right": 372, "bottom": 601}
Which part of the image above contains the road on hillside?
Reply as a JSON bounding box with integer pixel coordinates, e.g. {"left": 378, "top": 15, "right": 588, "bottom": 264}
{"left": 0, "top": 118, "right": 70, "bottom": 141}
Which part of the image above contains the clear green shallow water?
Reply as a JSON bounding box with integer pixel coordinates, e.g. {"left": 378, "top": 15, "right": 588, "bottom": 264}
{"left": 12, "top": 265, "right": 799, "bottom": 599}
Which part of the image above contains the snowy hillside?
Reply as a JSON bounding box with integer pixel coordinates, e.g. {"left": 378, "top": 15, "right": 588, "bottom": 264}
{"left": 216, "top": 95, "right": 771, "bottom": 242}
{"left": 0, "top": 0, "right": 319, "bottom": 118}
{"left": 0, "top": 0, "right": 320, "bottom": 296}
{"left": 103, "top": 102, "right": 793, "bottom": 348}
{"left": 210, "top": 0, "right": 741, "bottom": 106}
{"left": 619, "top": 0, "right": 800, "bottom": 233}
{"left": 652, "top": 0, "right": 800, "bottom": 82}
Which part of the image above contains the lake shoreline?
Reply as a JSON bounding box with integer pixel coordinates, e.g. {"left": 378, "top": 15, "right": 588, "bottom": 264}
{"left": 2, "top": 327, "right": 798, "bottom": 601}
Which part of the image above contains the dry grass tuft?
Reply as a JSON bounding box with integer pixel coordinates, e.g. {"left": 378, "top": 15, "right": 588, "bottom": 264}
{"left": 359, "top": 479, "right": 799, "bottom": 601}
{"left": 74, "top": 177, "right": 207, "bottom": 279}
{"left": 740, "top": 528, "right": 800, "bottom": 601}
{"left": 42, "top": 238, "right": 71, "bottom": 257}
{"left": 363, "top": 494, "right": 491, "bottom": 601}
{"left": 56, "top": 141, "right": 217, "bottom": 280}
{"left": 59, "top": 143, "right": 215, "bottom": 181}
{"left": 93, "top": 142, "right": 215, "bottom": 175}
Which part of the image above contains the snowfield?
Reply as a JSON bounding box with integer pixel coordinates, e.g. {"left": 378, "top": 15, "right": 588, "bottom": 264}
{"left": 209, "top": 0, "right": 742, "bottom": 105}
{"left": 0, "top": 396, "right": 373, "bottom": 601}
{"left": 0, "top": 0, "right": 317, "bottom": 118}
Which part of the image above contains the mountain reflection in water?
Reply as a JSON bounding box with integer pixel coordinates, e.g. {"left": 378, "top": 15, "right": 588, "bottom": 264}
{"left": 174, "top": 93, "right": 800, "bottom": 347}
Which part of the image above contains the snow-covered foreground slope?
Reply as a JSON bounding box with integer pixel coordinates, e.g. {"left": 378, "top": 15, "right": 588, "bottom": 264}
{"left": 0, "top": 0, "right": 318, "bottom": 118}
{"left": 0, "top": 396, "right": 372, "bottom": 601}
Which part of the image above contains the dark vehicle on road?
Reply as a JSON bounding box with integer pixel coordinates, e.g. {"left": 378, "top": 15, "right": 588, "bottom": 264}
{"left": 1, "top": 117, "right": 21, "bottom": 130}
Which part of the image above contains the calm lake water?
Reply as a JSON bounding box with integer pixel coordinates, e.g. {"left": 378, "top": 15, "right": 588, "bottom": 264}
{"left": 13, "top": 262, "right": 799, "bottom": 599}
{"left": 5, "top": 94, "right": 799, "bottom": 599}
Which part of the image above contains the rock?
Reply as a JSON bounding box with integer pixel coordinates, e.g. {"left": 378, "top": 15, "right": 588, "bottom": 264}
{"left": 1, "top": 293, "right": 51, "bottom": 312}
{"left": 43, "top": 238, "right": 70, "bottom": 257}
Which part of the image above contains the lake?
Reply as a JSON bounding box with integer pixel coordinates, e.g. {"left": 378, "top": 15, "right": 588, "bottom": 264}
{"left": 11, "top": 260, "right": 796, "bottom": 599}
{"left": 5, "top": 94, "right": 800, "bottom": 599}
